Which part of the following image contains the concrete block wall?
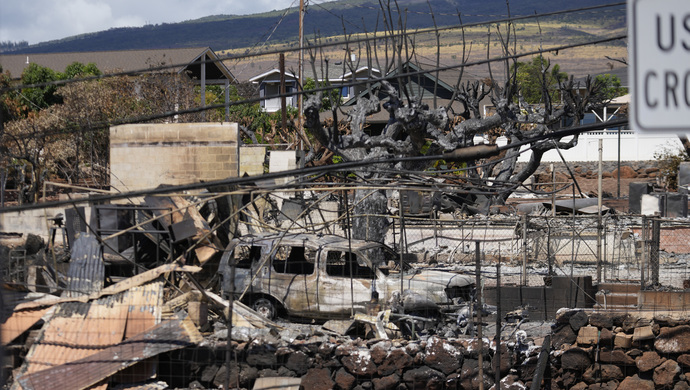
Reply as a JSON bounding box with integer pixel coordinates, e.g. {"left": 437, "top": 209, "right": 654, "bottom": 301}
{"left": 110, "top": 123, "right": 239, "bottom": 192}
{"left": 0, "top": 206, "right": 65, "bottom": 240}
{"left": 239, "top": 147, "right": 266, "bottom": 177}
{"left": 268, "top": 150, "right": 303, "bottom": 210}
{"left": 269, "top": 150, "right": 300, "bottom": 172}
{"left": 484, "top": 276, "right": 596, "bottom": 321}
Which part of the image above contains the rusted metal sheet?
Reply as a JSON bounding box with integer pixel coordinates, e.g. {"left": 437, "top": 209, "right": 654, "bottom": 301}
{"left": 113, "top": 281, "right": 164, "bottom": 383}
{"left": 63, "top": 235, "right": 104, "bottom": 298}
{"left": 1, "top": 307, "right": 52, "bottom": 345}
{"left": 144, "top": 195, "right": 221, "bottom": 264}
{"left": 15, "top": 281, "right": 164, "bottom": 389}
{"left": 16, "top": 299, "right": 128, "bottom": 390}
{"left": 14, "top": 264, "right": 200, "bottom": 311}
{"left": 17, "top": 312, "right": 202, "bottom": 390}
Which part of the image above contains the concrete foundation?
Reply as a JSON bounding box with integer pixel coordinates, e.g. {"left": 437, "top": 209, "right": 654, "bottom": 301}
{"left": 484, "top": 276, "right": 596, "bottom": 321}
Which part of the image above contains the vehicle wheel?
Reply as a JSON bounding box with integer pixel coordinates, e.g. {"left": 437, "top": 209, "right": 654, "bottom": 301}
{"left": 252, "top": 298, "right": 276, "bottom": 320}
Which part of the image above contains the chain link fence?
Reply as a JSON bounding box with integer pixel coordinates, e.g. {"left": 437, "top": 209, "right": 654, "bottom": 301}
{"left": 390, "top": 212, "right": 690, "bottom": 289}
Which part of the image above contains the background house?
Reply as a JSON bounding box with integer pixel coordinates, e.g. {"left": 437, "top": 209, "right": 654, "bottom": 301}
{"left": 249, "top": 58, "right": 381, "bottom": 112}
{"left": 0, "top": 47, "right": 237, "bottom": 120}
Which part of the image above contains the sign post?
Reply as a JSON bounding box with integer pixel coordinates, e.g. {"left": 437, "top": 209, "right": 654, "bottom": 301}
{"left": 629, "top": 0, "right": 690, "bottom": 131}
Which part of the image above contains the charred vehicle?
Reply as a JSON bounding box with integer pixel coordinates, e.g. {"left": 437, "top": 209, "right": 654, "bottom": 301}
{"left": 219, "top": 233, "right": 474, "bottom": 320}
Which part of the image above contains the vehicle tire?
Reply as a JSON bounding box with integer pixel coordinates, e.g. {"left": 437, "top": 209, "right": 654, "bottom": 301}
{"left": 252, "top": 298, "right": 276, "bottom": 320}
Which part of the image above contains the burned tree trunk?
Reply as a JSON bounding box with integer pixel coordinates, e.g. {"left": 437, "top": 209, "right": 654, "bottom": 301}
{"left": 351, "top": 189, "right": 389, "bottom": 243}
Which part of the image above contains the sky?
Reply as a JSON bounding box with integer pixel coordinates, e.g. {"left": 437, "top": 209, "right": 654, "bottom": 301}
{"left": 0, "top": 0, "right": 299, "bottom": 45}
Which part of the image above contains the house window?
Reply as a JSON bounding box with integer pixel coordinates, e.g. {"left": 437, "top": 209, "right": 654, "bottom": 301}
{"left": 340, "top": 86, "right": 350, "bottom": 98}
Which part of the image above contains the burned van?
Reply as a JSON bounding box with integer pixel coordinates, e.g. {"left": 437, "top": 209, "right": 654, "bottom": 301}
{"left": 219, "top": 233, "right": 474, "bottom": 320}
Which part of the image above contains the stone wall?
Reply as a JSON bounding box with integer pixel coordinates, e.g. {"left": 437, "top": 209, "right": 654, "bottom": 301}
{"left": 194, "top": 309, "right": 690, "bottom": 390}
{"left": 550, "top": 309, "right": 690, "bottom": 389}
{"left": 523, "top": 161, "right": 660, "bottom": 182}
{"left": 110, "top": 123, "right": 239, "bottom": 192}
{"left": 193, "top": 328, "right": 524, "bottom": 390}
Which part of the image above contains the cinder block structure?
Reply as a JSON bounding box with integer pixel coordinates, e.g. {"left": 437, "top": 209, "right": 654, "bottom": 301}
{"left": 239, "top": 147, "right": 266, "bottom": 177}
{"left": 110, "top": 123, "right": 240, "bottom": 192}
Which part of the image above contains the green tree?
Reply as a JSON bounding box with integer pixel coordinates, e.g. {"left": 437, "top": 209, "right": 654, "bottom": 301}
{"left": 654, "top": 144, "right": 690, "bottom": 191}
{"left": 2, "top": 71, "right": 202, "bottom": 203}
{"left": 512, "top": 56, "right": 567, "bottom": 104}
{"left": 304, "top": 77, "right": 341, "bottom": 111}
{"left": 19, "top": 63, "right": 61, "bottom": 112}
{"left": 203, "top": 83, "right": 302, "bottom": 146}
{"left": 62, "top": 62, "right": 102, "bottom": 79}
{"left": 0, "top": 66, "right": 22, "bottom": 124}
{"left": 594, "top": 73, "right": 627, "bottom": 100}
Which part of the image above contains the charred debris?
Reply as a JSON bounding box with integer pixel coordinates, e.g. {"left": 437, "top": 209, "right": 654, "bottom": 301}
{"left": 4, "top": 178, "right": 682, "bottom": 389}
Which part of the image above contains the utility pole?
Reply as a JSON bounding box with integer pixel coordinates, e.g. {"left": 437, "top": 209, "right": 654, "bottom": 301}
{"left": 280, "top": 53, "right": 287, "bottom": 133}
{"left": 597, "top": 139, "right": 603, "bottom": 284}
{"left": 298, "top": 0, "right": 304, "bottom": 149}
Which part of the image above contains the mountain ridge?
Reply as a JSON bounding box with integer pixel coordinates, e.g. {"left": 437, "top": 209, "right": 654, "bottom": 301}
{"left": 5, "top": 0, "right": 625, "bottom": 55}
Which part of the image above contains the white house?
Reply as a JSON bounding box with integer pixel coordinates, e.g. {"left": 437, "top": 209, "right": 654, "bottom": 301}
{"left": 486, "top": 94, "right": 684, "bottom": 163}
{"left": 249, "top": 62, "right": 380, "bottom": 112}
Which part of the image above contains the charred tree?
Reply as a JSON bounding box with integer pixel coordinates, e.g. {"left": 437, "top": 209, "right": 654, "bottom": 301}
{"left": 300, "top": 1, "right": 615, "bottom": 243}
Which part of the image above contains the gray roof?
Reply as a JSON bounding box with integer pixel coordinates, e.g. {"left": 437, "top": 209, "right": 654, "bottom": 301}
{"left": 0, "top": 47, "right": 235, "bottom": 82}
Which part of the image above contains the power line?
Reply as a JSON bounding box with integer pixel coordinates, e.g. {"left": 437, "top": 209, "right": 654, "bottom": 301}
{"left": 4, "top": 33, "right": 626, "bottom": 142}
{"left": 0, "top": 118, "right": 628, "bottom": 214}
{"left": 0, "top": 2, "right": 625, "bottom": 93}
{"left": 231, "top": 0, "right": 301, "bottom": 79}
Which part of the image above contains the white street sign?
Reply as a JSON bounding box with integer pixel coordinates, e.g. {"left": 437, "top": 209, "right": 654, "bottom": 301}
{"left": 629, "top": 0, "right": 690, "bottom": 131}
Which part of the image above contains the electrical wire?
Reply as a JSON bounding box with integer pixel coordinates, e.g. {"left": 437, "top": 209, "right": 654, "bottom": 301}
{"left": 4, "top": 33, "right": 627, "bottom": 142}
{"left": 0, "top": 2, "right": 625, "bottom": 93}
{"left": 0, "top": 118, "right": 628, "bottom": 214}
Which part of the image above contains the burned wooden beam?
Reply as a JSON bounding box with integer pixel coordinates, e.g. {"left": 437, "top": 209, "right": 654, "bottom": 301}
{"left": 144, "top": 195, "right": 221, "bottom": 265}
{"left": 17, "top": 312, "right": 201, "bottom": 390}
{"left": 14, "top": 264, "right": 201, "bottom": 311}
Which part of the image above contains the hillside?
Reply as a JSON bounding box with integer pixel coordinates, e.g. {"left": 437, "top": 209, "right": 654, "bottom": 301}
{"left": 8, "top": 0, "right": 625, "bottom": 55}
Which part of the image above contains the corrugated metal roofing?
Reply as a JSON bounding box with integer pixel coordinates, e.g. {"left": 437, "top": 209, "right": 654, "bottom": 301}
{"left": 63, "top": 235, "right": 104, "bottom": 298}
{"left": 15, "top": 280, "right": 164, "bottom": 388}
{"left": 1, "top": 307, "right": 52, "bottom": 345}
{"left": 17, "top": 311, "right": 200, "bottom": 390}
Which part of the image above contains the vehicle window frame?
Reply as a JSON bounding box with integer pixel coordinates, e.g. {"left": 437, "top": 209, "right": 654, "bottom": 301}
{"left": 271, "top": 244, "right": 316, "bottom": 275}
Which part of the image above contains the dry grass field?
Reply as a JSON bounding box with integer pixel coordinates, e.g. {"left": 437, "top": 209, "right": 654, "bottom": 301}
{"left": 222, "top": 18, "right": 628, "bottom": 82}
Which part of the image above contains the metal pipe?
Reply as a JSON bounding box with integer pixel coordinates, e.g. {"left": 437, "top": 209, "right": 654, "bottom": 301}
{"left": 344, "top": 190, "right": 355, "bottom": 316}
{"left": 522, "top": 214, "right": 527, "bottom": 286}
{"left": 400, "top": 203, "right": 406, "bottom": 311}
{"left": 475, "top": 241, "right": 484, "bottom": 390}
{"left": 495, "top": 248, "right": 502, "bottom": 388}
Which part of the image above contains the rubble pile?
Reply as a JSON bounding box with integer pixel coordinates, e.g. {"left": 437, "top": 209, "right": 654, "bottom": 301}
{"left": 550, "top": 309, "right": 690, "bottom": 389}
{"left": 203, "top": 328, "right": 535, "bottom": 390}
